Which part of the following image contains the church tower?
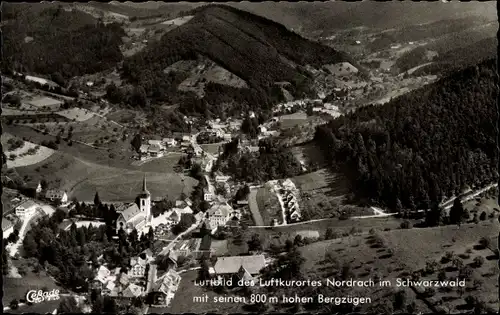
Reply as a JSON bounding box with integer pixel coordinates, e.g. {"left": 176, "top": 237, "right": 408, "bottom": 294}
{"left": 138, "top": 175, "right": 151, "bottom": 223}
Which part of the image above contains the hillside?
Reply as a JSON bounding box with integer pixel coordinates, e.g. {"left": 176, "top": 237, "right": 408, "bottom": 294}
{"left": 408, "top": 37, "right": 497, "bottom": 76}
{"left": 394, "top": 22, "right": 497, "bottom": 74}
{"left": 298, "top": 1, "right": 496, "bottom": 34}
{"left": 2, "top": 4, "right": 125, "bottom": 81}
{"left": 121, "top": 5, "right": 358, "bottom": 116}
{"left": 315, "top": 59, "right": 498, "bottom": 210}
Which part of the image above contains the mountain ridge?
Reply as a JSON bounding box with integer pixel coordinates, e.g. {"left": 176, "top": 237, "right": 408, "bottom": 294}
{"left": 121, "top": 4, "right": 363, "bottom": 116}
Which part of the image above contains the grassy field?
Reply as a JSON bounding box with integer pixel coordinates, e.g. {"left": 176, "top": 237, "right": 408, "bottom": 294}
{"left": 136, "top": 153, "right": 184, "bottom": 173}
{"left": 251, "top": 215, "right": 412, "bottom": 239}
{"left": 9, "top": 151, "right": 197, "bottom": 202}
{"left": 291, "top": 169, "right": 370, "bottom": 219}
{"left": 4, "top": 124, "right": 135, "bottom": 168}
{"left": 3, "top": 265, "right": 62, "bottom": 305}
{"left": 255, "top": 187, "right": 282, "bottom": 225}
{"left": 200, "top": 143, "right": 224, "bottom": 155}
{"left": 289, "top": 143, "right": 330, "bottom": 168}
{"left": 278, "top": 112, "right": 310, "bottom": 130}
{"left": 299, "top": 220, "right": 499, "bottom": 312}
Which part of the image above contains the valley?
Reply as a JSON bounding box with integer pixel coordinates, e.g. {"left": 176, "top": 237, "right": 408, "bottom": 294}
{"left": 1, "top": 2, "right": 498, "bottom": 315}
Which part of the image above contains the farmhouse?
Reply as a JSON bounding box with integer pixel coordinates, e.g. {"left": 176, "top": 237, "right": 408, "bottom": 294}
{"left": 2, "top": 219, "right": 14, "bottom": 238}
{"left": 213, "top": 255, "right": 266, "bottom": 281}
{"left": 15, "top": 199, "right": 42, "bottom": 218}
{"left": 45, "top": 189, "right": 68, "bottom": 204}
{"left": 116, "top": 177, "right": 152, "bottom": 233}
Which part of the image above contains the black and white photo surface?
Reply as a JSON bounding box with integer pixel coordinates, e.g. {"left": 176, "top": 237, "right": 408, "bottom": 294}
{"left": 1, "top": 1, "right": 498, "bottom": 314}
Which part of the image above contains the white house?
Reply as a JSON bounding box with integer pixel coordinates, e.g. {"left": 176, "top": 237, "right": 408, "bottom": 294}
{"left": 206, "top": 203, "right": 241, "bottom": 228}
{"left": 45, "top": 190, "right": 68, "bottom": 204}
{"left": 204, "top": 191, "right": 213, "bottom": 202}
{"left": 15, "top": 200, "right": 42, "bottom": 217}
{"left": 128, "top": 256, "right": 148, "bottom": 278}
{"left": 163, "top": 138, "right": 177, "bottom": 147}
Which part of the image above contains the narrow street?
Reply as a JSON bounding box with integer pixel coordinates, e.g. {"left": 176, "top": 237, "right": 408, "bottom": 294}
{"left": 247, "top": 189, "right": 264, "bottom": 226}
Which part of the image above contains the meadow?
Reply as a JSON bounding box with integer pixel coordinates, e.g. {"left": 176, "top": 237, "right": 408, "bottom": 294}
{"left": 11, "top": 151, "right": 197, "bottom": 203}
{"left": 299, "top": 220, "right": 499, "bottom": 312}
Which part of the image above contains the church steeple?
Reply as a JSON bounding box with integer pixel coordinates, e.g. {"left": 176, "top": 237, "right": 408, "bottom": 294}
{"left": 139, "top": 174, "right": 152, "bottom": 224}
{"left": 142, "top": 175, "right": 150, "bottom": 196}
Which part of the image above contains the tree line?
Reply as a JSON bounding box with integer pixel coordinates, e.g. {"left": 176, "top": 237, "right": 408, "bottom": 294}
{"left": 315, "top": 59, "right": 497, "bottom": 211}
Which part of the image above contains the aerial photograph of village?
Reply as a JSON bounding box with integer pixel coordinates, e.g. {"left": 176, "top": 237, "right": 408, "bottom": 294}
{"left": 1, "top": 1, "right": 498, "bottom": 314}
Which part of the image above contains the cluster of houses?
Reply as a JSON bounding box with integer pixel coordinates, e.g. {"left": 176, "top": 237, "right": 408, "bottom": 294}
{"left": 280, "top": 179, "right": 302, "bottom": 223}
{"left": 91, "top": 249, "right": 182, "bottom": 306}
{"left": 272, "top": 99, "right": 309, "bottom": 114}
{"left": 138, "top": 135, "right": 195, "bottom": 160}
{"left": 207, "top": 118, "right": 242, "bottom": 135}
{"left": 9, "top": 188, "right": 67, "bottom": 219}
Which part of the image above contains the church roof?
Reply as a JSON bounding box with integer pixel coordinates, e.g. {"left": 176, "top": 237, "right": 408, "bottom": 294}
{"left": 119, "top": 204, "right": 142, "bottom": 223}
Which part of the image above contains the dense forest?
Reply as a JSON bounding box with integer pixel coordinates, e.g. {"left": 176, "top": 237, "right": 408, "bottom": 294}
{"left": 2, "top": 5, "right": 125, "bottom": 81}
{"left": 315, "top": 59, "right": 497, "bottom": 210}
{"left": 120, "top": 4, "right": 357, "bottom": 117}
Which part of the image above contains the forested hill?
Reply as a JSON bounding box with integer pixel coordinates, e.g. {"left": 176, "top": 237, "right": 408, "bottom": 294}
{"left": 121, "top": 4, "right": 358, "bottom": 108}
{"left": 315, "top": 59, "right": 498, "bottom": 211}
{"left": 2, "top": 4, "right": 125, "bottom": 82}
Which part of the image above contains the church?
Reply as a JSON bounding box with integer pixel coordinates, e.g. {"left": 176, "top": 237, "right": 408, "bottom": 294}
{"left": 116, "top": 176, "right": 152, "bottom": 234}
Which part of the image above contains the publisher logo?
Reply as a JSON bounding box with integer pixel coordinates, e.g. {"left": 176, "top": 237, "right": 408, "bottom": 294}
{"left": 26, "top": 289, "right": 60, "bottom": 304}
